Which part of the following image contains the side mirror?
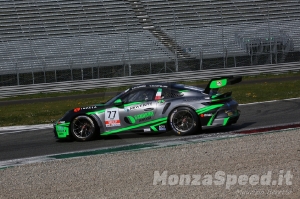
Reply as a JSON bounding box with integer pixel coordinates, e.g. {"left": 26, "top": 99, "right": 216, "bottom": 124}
{"left": 114, "top": 99, "right": 123, "bottom": 106}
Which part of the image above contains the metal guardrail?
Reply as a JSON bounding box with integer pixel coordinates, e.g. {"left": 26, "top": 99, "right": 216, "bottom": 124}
{"left": 1, "top": 62, "right": 300, "bottom": 99}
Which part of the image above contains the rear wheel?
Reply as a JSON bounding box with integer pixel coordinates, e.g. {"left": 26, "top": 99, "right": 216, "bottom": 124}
{"left": 169, "top": 107, "right": 200, "bottom": 136}
{"left": 70, "top": 115, "right": 97, "bottom": 141}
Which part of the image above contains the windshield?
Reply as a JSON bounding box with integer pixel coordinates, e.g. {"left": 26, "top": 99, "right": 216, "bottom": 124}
{"left": 104, "top": 91, "right": 126, "bottom": 105}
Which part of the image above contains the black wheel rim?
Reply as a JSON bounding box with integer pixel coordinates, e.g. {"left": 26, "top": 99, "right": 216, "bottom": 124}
{"left": 71, "top": 116, "right": 94, "bottom": 139}
{"left": 172, "top": 110, "right": 194, "bottom": 133}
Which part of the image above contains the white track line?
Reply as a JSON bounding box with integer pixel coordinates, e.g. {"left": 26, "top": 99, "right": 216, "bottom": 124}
{"left": 1, "top": 127, "right": 298, "bottom": 169}
{"left": 240, "top": 97, "right": 300, "bottom": 106}
{"left": 0, "top": 124, "right": 52, "bottom": 134}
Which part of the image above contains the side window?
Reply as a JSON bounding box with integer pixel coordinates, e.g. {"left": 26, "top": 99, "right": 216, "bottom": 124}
{"left": 122, "top": 88, "right": 156, "bottom": 103}
{"left": 162, "top": 88, "right": 183, "bottom": 99}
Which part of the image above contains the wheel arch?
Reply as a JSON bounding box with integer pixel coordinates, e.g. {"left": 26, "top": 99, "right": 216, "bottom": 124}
{"left": 89, "top": 114, "right": 103, "bottom": 133}
{"left": 166, "top": 105, "right": 201, "bottom": 130}
{"left": 167, "top": 105, "right": 198, "bottom": 119}
{"left": 69, "top": 114, "right": 101, "bottom": 140}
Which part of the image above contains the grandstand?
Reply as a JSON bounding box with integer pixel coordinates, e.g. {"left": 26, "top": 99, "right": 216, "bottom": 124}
{"left": 0, "top": 0, "right": 300, "bottom": 86}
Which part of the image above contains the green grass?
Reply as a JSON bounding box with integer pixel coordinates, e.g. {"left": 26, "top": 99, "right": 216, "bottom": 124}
{"left": 0, "top": 86, "right": 128, "bottom": 102}
{"left": 1, "top": 71, "right": 299, "bottom": 102}
{"left": 221, "top": 79, "right": 300, "bottom": 104}
{"left": 0, "top": 98, "right": 107, "bottom": 126}
{"left": 0, "top": 71, "right": 299, "bottom": 127}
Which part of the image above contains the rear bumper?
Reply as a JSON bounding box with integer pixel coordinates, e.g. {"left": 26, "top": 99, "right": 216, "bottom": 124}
{"left": 202, "top": 109, "right": 240, "bottom": 128}
{"left": 225, "top": 112, "right": 240, "bottom": 125}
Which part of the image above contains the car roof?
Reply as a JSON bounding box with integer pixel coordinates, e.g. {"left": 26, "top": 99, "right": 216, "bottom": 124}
{"left": 131, "top": 82, "right": 185, "bottom": 90}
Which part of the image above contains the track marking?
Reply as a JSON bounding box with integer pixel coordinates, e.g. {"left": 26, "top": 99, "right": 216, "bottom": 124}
{"left": 0, "top": 98, "right": 299, "bottom": 135}
{"left": 0, "top": 124, "right": 52, "bottom": 135}
{"left": 240, "top": 97, "right": 300, "bottom": 106}
{"left": 1, "top": 123, "right": 299, "bottom": 170}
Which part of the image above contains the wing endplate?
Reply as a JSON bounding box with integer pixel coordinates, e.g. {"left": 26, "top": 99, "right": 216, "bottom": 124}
{"left": 203, "top": 76, "right": 242, "bottom": 94}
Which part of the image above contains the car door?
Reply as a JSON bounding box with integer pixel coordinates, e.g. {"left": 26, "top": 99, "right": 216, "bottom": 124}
{"left": 122, "top": 87, "right": 158, "bottom": 131}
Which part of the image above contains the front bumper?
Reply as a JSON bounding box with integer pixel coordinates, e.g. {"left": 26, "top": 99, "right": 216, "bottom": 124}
{"left": 53, "top": 124, "right": 58, "bottom": 138}
{"left": 53, "top": 122, "right": 70, "bottom": 139}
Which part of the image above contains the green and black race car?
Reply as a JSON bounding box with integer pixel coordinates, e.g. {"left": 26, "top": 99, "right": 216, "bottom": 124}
{"left": 54, "top": 76, "right": 242, "bottom": 141}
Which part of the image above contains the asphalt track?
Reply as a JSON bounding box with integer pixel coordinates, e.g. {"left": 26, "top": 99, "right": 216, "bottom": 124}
{"left": 0, "top": 98, "right": 299, "bottom": 162}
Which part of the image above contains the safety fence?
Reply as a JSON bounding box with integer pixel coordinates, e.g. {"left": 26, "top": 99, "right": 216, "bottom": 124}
{"left": 1, "top": 62, "right": 299, "bottom": 98}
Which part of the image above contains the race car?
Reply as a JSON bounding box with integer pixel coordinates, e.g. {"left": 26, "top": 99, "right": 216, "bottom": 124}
{"left": 54, "top": 76, "right": 242, "bottom": 141}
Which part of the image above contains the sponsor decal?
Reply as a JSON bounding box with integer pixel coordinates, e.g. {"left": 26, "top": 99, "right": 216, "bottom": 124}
{"left": 105, "top": 108, "right": 121, "bottom": 127}
{"left": 126, "top": 111, "right": 154, "bottom": 124}
{"left": 134, "top": 111, "right": 154, "bottom": 122}
{"left": 200, "top": 113, "right": 213, "bottom": 118}
{"left": 149, "top": 85, "right": 168, "bottom": 88}
{"left": 159, "top": 125, "right": 166, "bottom": 131}
{"left": 81, "top": 106, "right": 97, "bottom": 110}
{"left": 129, "top": 102, "right": 152, "bottom": 110}
{"left": 144, "top": 128, "right": 151, "bottom": 132}
{"left": 74, "top": 106, "right": 97, "bottom": 112}
{"left": 132, "top": 85, "right": 146, "bottom": 89}
{"left": 210, "top": 79, "right": 227, "bottom": 89}
{"left": 105, "top": 120, "right": 120, "bottom": 127}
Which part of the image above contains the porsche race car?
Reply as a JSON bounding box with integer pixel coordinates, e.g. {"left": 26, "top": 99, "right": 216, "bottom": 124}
{"left": 54, "top": 76, "right": 242, "bottom": 141}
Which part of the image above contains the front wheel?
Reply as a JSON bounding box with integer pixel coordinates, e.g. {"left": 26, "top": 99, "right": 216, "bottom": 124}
{"left": 70, "top": 115, "right": 97, "bottom": 141}
{"left": 169, "top": 107, "right": 200, "bottom": 136}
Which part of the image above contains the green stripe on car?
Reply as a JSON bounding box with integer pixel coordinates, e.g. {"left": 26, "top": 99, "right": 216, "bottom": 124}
{"left": 102, "top": 117, "right": 167, "bottom": 135}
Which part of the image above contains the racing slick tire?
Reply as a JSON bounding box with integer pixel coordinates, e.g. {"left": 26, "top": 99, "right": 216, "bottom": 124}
{"left": 70, "top": 115, "right": 97, "bottom": 141}
{"left": 169, "top": 107, "right": 200, "bottom": 136}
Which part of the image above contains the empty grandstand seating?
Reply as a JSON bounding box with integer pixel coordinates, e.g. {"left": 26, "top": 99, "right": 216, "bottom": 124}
{"left": 0, "top": 0, "right": 299, "bottom": 77}
{"left": 141, "top": 0, "right": 300, "bottom": 58}
{"left": 0, "top": 0, "right": 174, "bottom": 74}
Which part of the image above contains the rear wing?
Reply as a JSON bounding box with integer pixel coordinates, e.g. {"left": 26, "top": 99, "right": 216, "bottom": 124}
{"left": 203, "top": 76, "right": 242, "bottom": 94}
